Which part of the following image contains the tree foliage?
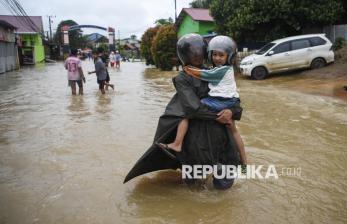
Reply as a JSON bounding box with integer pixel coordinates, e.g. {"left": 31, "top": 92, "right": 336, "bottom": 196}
{"left": 141, "top": 26, "right": 160, "bottom": 65}
{"left": 54, "top": 20, "right": 83, "bottom": 49}
{"left": 155, "top": 17, "right": 174, "bottom": 26}
{"left": 151, "top": 24, "right": 177, "bottom": 71}
{"left": 190, "top": 0, "right": 212, "bottom": 8}
{"left": 210, "top": 0, "right": 345, "bottom": 42}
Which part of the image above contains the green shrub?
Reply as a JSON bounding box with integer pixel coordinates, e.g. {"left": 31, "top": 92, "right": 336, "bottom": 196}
{"left": 332, "top": 37, "right": 346, "bottom": 51}
{"left": 141, "top": 27, "right": 159, "bottom": 65}
{"left": 151, "top": 25, "right": 177, "bottom": 71}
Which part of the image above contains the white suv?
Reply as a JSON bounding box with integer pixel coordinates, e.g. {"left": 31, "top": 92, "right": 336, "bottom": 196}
{"left": 240, "top": 34, "right": 334, "bottom": 80}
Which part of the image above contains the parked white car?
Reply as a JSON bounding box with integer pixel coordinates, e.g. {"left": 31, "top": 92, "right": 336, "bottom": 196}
{"left": 240, "top": 34, "right": 334, "bottom": 80}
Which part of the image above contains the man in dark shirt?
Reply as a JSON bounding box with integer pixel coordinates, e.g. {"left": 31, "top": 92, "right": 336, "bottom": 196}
{"left": 88, "top": 48, "right": 114, "bottom": 94}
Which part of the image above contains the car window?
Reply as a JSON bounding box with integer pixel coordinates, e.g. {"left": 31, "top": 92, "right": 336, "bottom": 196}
{"left": 255, "top": 43, "right": 276, "bottom": 55}
{"left": 291, "top": 39, "right": 310, "bottom": 50}
{"left": 272, "top": 42, "right": 291, "bottom": 54}
{"left": 309, "top": 37, "right": 327, "bottom": 46}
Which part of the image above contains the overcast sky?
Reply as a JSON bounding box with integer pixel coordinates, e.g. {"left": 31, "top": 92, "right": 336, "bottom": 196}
{"left": 0, "top": 0, "right": 192, "bottom": 39}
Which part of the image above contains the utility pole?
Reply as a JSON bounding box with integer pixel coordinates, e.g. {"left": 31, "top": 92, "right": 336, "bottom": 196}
{"left": 47, "top": 15, "right": 56, "bottom": 42}
{"left": 174, "top": 0, "right": 177, "bottom": 22}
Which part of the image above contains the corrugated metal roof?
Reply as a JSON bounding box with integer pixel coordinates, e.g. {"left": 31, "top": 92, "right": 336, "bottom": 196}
{"left": 182, "top": 8, "right": 214, "bottom": 22}
{"left": 176, "top": 8, "right": 214, "bottom": 28}
{"left": 0, "top": 20, "right": 17, "bottom": 29}
{"left": 0, "top": 15, "right": 43, "bottom": 33}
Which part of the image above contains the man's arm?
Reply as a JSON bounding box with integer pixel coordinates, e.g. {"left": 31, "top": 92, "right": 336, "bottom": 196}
{"left": 78, "top": 67, "right": 85, "bottom": 83}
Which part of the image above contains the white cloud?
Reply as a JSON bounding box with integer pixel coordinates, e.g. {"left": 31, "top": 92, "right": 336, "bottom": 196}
{"left": 0, "top": 0, "right": 193, "bottom": 38}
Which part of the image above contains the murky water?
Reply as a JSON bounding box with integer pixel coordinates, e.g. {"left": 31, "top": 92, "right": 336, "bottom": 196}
{"left": 0, "top": 61, "right": 346, "bottom": 224}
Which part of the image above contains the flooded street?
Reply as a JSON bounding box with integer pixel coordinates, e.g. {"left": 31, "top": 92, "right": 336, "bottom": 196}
{"left": 1, "top": 61, "right": 347, "bottom": 223}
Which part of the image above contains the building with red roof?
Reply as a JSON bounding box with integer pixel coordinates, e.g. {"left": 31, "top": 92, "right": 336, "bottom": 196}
{"left": 176, "top": 8, "right": 216, "bottom": 38}
{"left": 0, "top": 15, "right": 45, "bottom": 65}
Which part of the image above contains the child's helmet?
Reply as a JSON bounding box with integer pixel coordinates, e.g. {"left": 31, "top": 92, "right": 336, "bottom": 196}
{"left": 177, "top": 33, "right": 207, "bottom": 66}
{"left": 207, "top": 35, "right": 237, "bottom": 65}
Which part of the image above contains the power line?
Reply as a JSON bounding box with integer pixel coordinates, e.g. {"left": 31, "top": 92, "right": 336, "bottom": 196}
{"left": 0, "top": 0, "right": 45, "bottom": 38}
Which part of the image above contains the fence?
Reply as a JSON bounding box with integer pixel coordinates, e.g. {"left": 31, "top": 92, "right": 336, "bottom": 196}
{"left": 323, "top": 24, "right": 347, "bottom": 43}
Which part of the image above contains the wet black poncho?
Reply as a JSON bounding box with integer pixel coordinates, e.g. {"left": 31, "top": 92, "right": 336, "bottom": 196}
{"left": 124, "top": 71, "right": 242, "bottom": 183}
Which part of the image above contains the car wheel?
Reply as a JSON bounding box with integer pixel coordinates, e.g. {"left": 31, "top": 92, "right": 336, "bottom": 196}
{"left": 310, "top": 58, "right": 326, "bottom": 69}
{"left": 251, "top": 67, "right": 267, "bottom": 80}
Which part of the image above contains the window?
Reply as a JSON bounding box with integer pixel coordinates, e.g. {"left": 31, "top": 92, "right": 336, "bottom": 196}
{"left": 309, "top": 37, "right": 326, "bottom": 46}
{"left": 291, "top": 39, "right": 310, "bottom": 50}
{"left": 255, "top": 42, "right": 276, "bottom": 55}
{"left": 272, "top": 42, "right": 291, "bottom": 54}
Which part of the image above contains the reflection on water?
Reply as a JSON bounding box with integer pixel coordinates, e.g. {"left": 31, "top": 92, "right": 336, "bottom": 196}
{"left": 0, "top": 62, "right": 346, "bottom": 223}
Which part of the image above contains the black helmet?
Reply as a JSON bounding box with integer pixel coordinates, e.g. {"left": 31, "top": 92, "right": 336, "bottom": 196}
{"left": 207, "top": 35, "right": 237, "bottom": 65}
{"left": 177, "top": 33, "right": 207, "bottom": 66}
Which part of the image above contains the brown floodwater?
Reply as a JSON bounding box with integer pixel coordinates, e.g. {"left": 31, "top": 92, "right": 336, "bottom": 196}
{"left": 0, "top": 61, "right": 347, "bottom": 224}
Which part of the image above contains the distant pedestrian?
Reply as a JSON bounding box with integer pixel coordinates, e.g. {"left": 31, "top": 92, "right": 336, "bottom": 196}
{"left": 115, "top": 50, "right": 121, "bottom": 69}
{"left": 64, "top": 48, "right": 85, "bottom": 95}
{"left": 87, "top": 51, "right": 92, "bottom": 61}
{"left": 109, "top": 51, "right": 116, "bottom": 68}
{"left": 88, "top": 47, "right": 114, "bottom": 94}
{"left": 100, "top": 51, "right": 112, "bottom": 90}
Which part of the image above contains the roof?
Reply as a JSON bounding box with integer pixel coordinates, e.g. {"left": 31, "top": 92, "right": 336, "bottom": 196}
{"left": 176, "top": 8, "right": 214, "bottom": 27}
{"left": 0, "top": 15, "right": 43, "bottom": 33}
{"left": 86, "top": 33, "right": 108, "bottom": 42}
{"left": 124, "top": 43, "right": 139, "bottom": 50}
{"left": 271, "top": 34, "right": 327, "bottom": 44}
{"left": 0, "top": 20, "right": 16, "bottom": 29}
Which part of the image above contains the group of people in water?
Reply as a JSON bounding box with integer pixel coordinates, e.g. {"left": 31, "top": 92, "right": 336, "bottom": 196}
{"left": 64, "top": 47, "right": 122, "bottom": 95}
{"left": 65, "top": 33, "right": 247, "bottom": 189}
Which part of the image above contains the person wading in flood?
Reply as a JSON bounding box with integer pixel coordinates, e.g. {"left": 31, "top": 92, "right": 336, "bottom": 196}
{"left": 64, "top": 48, "right": 85, "bottom": 95}
{"left": 88, "top": 47, "right": 114, "bottom": 94}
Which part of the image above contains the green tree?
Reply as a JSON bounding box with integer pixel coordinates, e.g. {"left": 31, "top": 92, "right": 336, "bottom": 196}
{"left": 141, "top": 26, "right": 160, "bottom": 65}
{"left": 210, "top": 0, "right": 345, "bottom": 42}
{"left": 190, "top": 0, "right": 212, "bottom": 8}
{"left": 54, "top": 20, "right": 83, "bottom": 49}
{"left": 151, "top": 24, "right": 177, "bottom": 71}
{"left": 154, "top": 17, "right": 174, "bottom": 26}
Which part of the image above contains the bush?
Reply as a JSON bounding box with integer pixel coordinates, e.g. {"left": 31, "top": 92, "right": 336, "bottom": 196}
{"left": 332, "top": 37, "right": 347, "bottom": 51}
{"left": 151, "top": 24, "right": 177, "bottom": 71}
{"left": 141, "top": 27, "right": 160, "bottom": 65}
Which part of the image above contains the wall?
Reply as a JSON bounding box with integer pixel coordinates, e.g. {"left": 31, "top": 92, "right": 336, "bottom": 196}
{"left": 198, "top": 21, "right": 215, "bottom": 36}
{"left": 21, "top": 33, "right": 44, "bottom": 63}
{"left": 177, "top": 15, "right": 199, "bottom": 38}
{"left": 0, "top": 26, "right": 18, "bottom": 73}
{"left": 323, "top": 24, "right": 347, "bottom": 42}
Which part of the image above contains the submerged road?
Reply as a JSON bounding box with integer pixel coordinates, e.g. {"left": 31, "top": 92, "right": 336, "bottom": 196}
{"left": 0, "top": 61, "right": 346, "bottom": 223}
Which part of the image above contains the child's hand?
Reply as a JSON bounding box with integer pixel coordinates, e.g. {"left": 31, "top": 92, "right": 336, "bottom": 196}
{"left": 216, "top": 109, "right": 233, "bottom": 124}
{"left": 183, "top": 66, "right": 201, "bottom": 78}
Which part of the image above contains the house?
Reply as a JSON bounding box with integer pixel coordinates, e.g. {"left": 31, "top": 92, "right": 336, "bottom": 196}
{"left": 176, "top": 8, "right": 216, "bottom": 38}
{"left": 0, "top": 20, "right": 18, "bottom": 73}
{"left": 0, "top": 15, "right": 45, "bottom": 65}
{"left": 117, "top": 37, "right": 141, "bottom": 59}
{"left": 86, "top": 33, "right": 108, "bottom": 48}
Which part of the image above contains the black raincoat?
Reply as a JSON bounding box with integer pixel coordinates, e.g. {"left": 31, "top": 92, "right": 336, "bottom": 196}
{"left": 124, "top": 71, "right": 243, "bottom": 183}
